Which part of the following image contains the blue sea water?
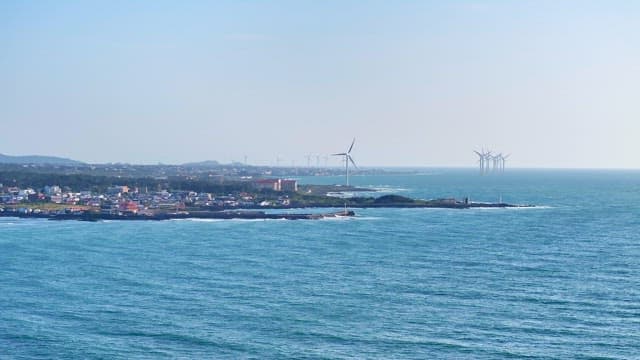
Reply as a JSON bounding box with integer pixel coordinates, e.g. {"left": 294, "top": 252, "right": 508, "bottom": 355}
{"left": 1, "top": 169, "right": 640, "bottom": 359}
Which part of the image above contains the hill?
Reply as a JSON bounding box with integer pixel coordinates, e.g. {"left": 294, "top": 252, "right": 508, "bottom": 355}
{"left": 0, "top": 153, "right": 84, "bottom": 165}
{"left": 181, "top": 160, "right": 221, "bottom": 167}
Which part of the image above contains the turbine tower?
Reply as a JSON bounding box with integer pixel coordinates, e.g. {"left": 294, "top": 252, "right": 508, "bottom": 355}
{"left": 474, "top": 150, "right": 484, "bottom": 175}
{"left": 501, "top": 154, "right": 510, "bottom": 172}
{"left": 332, "top": 138, "right": 358, "bottom": 186}
{"left": 483, "top": 150, "right": 493, "bottom": 175}
{"left": 475, "top": 149, "right": 510, "bottom": 175}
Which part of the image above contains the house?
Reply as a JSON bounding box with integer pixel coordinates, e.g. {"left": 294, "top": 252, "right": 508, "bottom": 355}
{"left": 50, "top": 195, "right": 63, "bottom": 204}
{"left": 118, "top": 200, "right": 139, "bottom": 213}
{"left": 106, "top": 185, "right": 129, "bottom": 196}
{"left": 43, "top": 185, "right": 61, "bottom": 196}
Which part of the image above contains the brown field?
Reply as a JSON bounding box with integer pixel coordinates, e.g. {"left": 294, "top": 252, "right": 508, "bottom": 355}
{"left": 3, "top": 203, "right": 96, "bottom": 211}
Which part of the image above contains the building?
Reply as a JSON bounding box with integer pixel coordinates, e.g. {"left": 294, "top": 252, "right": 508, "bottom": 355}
{"left": 43, "top": 185, "right": 61, "bottom": 196}
{"left": 106, "top": 185, "right": 129, "bottom": 196}
{"left": 118, "top": 200, "right": 139, "bottom": 213}
{"left": 253, "top": 178, "right": 298, "bottom": 192}
{"left": 280, "top": 179, "right": 298, "bottom": 192}
{"left": 253, "top": 179, "right": 281, "bottom": 191}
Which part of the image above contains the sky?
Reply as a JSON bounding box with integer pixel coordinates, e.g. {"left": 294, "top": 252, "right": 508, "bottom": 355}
{"left": 1, "top": 1, "right": 639, "bottom": 168}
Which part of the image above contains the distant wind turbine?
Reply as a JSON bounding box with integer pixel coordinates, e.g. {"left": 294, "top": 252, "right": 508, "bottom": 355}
{"left": 501, "top": 154, "right": 510, "bottom": 172}
{"left": 332, "top": 138, "right": 358, "bottom": 186}
{"left": 484, "top": 151, "right": 493, "bottom": 174}
{"left": 475, "top": 149, "right": 510, "bottom": 175}
{"left": 474, "top": 150, "right": 484, "bottom": 175}
{"left": 493, "top": 154, "right": 501, "bottom": 172}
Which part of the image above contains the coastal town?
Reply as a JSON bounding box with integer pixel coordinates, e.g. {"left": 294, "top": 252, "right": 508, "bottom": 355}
{"left": 0, "top": 177, "right": 306, "bottom": 217}
{"left": 0, "top": 160, "right": 376, "bottom": 220}
{"left": 0, "top": 160, "right": 529, "bottom": 221}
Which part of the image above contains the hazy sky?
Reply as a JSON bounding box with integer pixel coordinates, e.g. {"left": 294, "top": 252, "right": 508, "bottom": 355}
{"left": 2, "top": 1, "right": 639, "bottom": 168}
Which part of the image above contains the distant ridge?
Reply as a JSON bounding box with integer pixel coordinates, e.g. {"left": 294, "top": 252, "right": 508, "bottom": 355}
{"left": 181, "top": 160, "right": 221, "bottom": 167}
{"left": 0, "top": 153, "right": 84, "bottom": 165}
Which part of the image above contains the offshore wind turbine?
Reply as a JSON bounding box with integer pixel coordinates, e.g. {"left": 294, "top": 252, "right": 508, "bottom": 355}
{"left": 475, "top": 149, "right": 510, "bottom": 175}
{"left": 475, "top": 150, "right": 492, "bottom": 175}
{"left": 332, "top": 138, "right": 358, "bottom": 186}
{"left": 495, "top": 153, "right": 504, "bottom": 172}
{"left": 474, "top": 150, "right": 484, "bottom": 175}
{"left": 501, "top": 154, "right": 510, "bottom": 172}
{"left": 482, "top": 150, "right": 492, "bottom": 175}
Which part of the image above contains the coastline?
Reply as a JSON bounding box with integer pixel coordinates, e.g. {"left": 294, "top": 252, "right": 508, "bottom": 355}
{"left": 0, "top": 201, "right": 533, "bottom": 222}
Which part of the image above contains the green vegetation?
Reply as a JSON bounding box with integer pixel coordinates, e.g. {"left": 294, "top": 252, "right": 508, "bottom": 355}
{"left": 3, "top": 203, "right": 89, "bottom": 211}
{"left": 0, "top": 166, "right": 479, "bottom": 210}
{"left": 0, "top": 170, "right": 255, "bottom": 194}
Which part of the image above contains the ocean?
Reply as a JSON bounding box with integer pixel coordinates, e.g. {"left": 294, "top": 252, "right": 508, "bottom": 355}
{"left": 1, "top": 169, "right": 639, "bottom": 359}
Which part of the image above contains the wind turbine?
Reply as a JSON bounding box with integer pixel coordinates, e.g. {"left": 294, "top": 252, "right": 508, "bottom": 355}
{"left": 474, "top": 150, "right": 484, "bottom": 175}
{"left": 481, "top": 150, "right": 493, "bottom": 175}
{"left": 493, "top": 154, "right": 501, "bottom": 172}
{"left": 501, "top": 154, "right": 510, "bottom": 172}
{"left": 332, "top": 138, "right": 358, "bottom": 186}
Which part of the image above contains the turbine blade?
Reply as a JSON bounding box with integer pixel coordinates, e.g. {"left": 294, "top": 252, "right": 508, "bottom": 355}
{"left": 332, "top": 153, "right": 347, "bottom": 156}
{"left": 348, "top": 155, "right": 358, "bottom": 169}
{"left": 348, "top": 138, "right": 355, "bottom": 153}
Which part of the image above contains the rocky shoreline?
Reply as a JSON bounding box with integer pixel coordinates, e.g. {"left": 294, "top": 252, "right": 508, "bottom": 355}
{"left": 0, "top": 197, "right": 533, "bottom": 222}
{"left": 0, "top": 209, "right": 356, "bottom": 221}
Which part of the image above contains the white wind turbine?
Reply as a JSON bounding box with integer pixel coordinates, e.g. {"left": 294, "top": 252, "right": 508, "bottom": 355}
{"left": 474, "top": 150, "right": 485, "bottom": 175}
{"left": 501, "top": 154, "right": 510, "bottom": 172}
{"left": 332, "top": 138, "right": 358, "bottom": 186}
{"left": 483, "top": 150, "right": 493, "bottom": 174}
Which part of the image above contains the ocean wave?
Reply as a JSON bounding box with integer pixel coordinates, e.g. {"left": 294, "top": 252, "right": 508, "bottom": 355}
{"left": 327, "top": 185, "right": 408, "bottom": 198}
{"left": 362, "top": 185, "right": 409, "bottom": 192}
{"left": 352, "top": 216, "right": 383, "bottom": 221}
{"left": 470, "top": 205, "right": 554, "bottom": 211}
{"left": 168, "top": 218, "right": 226, "bottom": 222}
